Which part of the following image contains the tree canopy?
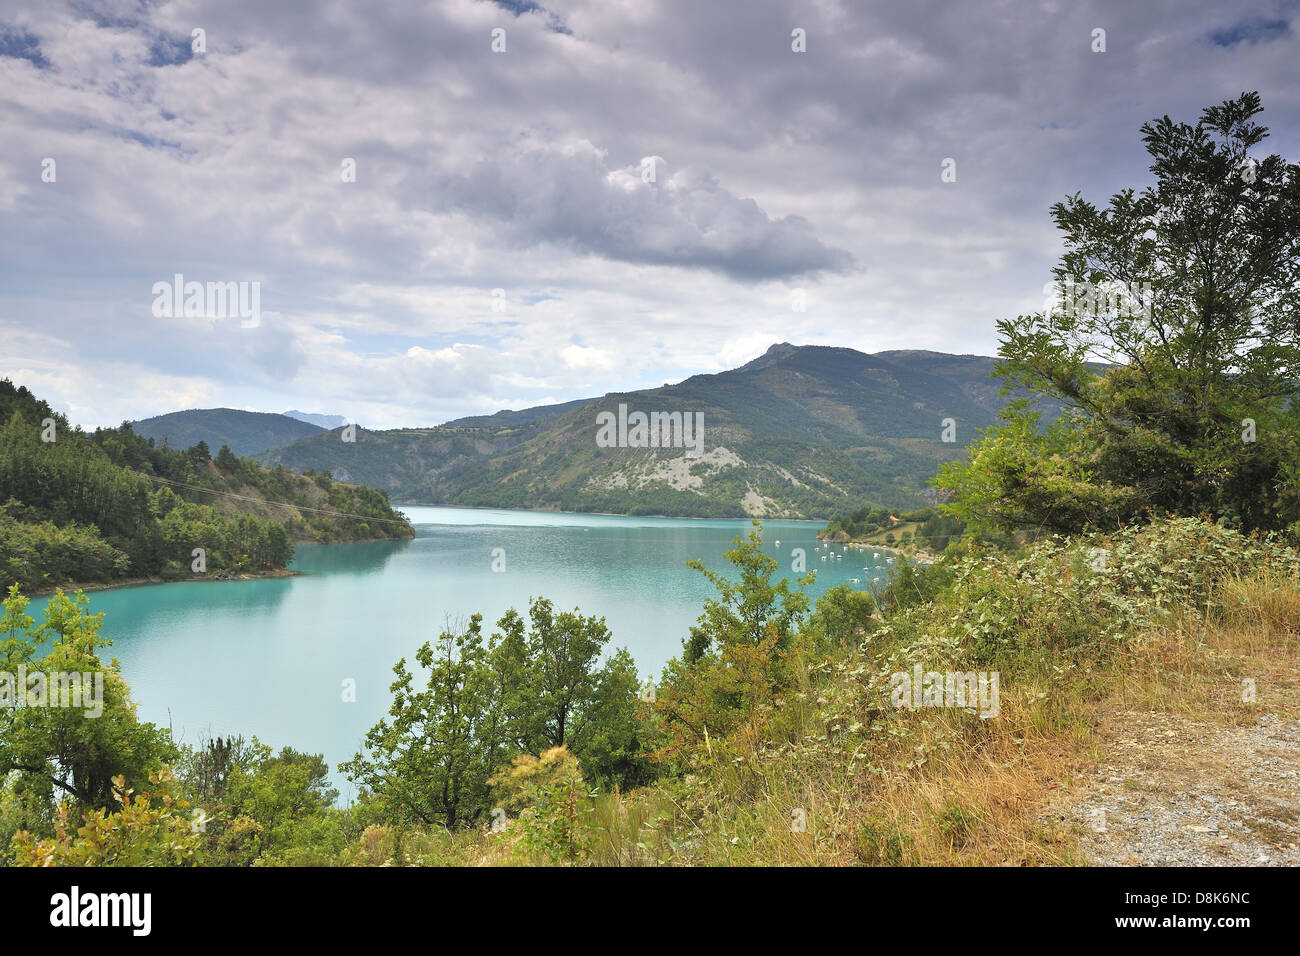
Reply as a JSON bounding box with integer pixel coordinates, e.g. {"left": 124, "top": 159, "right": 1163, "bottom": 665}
{"left": 938, "top": 92, "right": 1300, "bottom": 536}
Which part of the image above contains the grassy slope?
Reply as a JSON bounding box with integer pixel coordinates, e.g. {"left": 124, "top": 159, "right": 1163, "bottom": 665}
{"left": 365, "top": 518, "right": 1300, "bottom": 866}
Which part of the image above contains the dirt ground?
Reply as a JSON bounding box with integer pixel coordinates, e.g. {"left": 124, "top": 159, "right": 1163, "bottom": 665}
{"left": 1045, "top": 708, "right": 1300, "bottom": 866}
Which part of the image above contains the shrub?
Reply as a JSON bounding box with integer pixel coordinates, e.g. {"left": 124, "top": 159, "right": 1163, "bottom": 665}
{"left": 10, "top": 771, "right": 201, "bottom": 867}
{"left": 489, "top": 746, "right": 594, "bottom": 865}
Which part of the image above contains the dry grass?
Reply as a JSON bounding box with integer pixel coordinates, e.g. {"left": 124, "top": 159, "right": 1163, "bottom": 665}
{"left": 618, "top": 570, "right": 1300, "bottom": 867}
{"left": 364, "top": 570, "right": 1300, "bottom": 866}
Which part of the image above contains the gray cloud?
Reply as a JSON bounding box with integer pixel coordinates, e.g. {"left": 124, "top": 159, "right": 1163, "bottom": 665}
{"left": 0, "top": 0, "right": 1296, "bottom": 428}
{"left": 434, "top": 144, "right": 855, "bottom": 279}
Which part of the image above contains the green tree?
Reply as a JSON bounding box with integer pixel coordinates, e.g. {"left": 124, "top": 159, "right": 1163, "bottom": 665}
{"left": 491, "top": 599, "right": 646, "bottom": 790}
{"left": 939, "top": 92, "right": 1300, "bottom": 534}
{"left": 180, "top": 734, "right": 250, "bottom": 803}
{"left": 220, "top": 742, "right": 342, "bottom": 864}
{"left": 344, "top": 600, "right": 648, "bottom": 827}
{"left": 806, "top": 583, "right": 876, "bottom": 651}
{"left": 561, "top": 646, "right": 650, "bottom": 791}
{"left": 684, "top": 520, "right": 813, "bottom": 663}
{"left": 341, "top": 616, "right": 497, "bottom": 829}
{"left": 652, "top": 523, "right": 815, "bottom": 767}
{"left": 0, "top": 586, "right": 178, "bottom": 813}
{"left": 215, "top": 444, "right": 238, "bottom": 472}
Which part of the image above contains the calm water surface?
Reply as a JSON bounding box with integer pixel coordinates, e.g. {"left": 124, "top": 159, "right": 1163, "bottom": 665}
{"left": 30, "top": 506, "right": 893, "bottom": 798}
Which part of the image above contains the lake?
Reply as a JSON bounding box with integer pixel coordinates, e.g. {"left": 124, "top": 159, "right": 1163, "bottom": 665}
{"left": 28, "top": 506, "right": 894, "bottom": 800}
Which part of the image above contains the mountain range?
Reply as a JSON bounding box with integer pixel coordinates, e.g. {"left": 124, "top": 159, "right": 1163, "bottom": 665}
{"left": 235, "top": 344, "right": 1051, "bottom": 518}
{"left": 123, "top": 345, "right": 1053, "bottom": 518}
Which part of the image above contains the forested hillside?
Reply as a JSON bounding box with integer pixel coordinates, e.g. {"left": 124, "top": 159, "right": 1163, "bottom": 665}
{"left": 255, "top": 345, "right": 1065, "bottom": 517}
{"left": 0, "top": 379, "right": 412, "bottom": 592}
{"left": 131, "top": 407, "right": 326, "bottom": 457}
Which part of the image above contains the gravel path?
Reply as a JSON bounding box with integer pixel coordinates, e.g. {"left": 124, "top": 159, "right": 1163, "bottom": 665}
{"left": 1047, "top": 710, "right": 1300, "bottom": 866}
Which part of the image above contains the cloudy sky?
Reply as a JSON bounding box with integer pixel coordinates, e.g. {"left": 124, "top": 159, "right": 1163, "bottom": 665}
{"left": 1, "top": 0, "right": 1297, "bottom": 429}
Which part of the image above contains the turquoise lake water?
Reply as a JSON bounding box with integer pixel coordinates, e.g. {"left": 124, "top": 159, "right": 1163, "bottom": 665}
{"left": 29, "top": 506, "right": 895, "bottom": 799}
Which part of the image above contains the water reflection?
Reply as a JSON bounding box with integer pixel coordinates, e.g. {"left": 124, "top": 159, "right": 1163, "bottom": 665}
{"left": 291, "top": 537, "right": 412, "bottom": 577}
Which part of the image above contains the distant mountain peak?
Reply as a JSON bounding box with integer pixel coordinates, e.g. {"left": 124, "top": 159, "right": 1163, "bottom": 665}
{"left": 733, "top": 341, "right": 800, "bottom": 373}
{"left": 284, "top": 409, "right": 348, "bottom": 429}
